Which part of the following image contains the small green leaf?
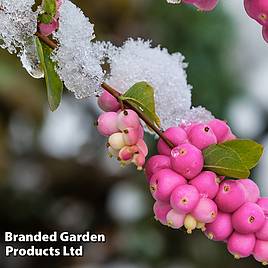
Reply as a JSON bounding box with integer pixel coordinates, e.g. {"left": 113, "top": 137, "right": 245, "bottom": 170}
{"left": 43, "top": 0, "right": 57, "bottom": 15}
{"left": 39, "top": 13, "right": 54, "bottom": 24}
{"left": 35, "top": 37, "right": 63, "bottom": 112}
{"left": 119, "top": 82, "right": 160, "bottom": 128}
{"left": 203, "top": 139, "right": 263, "bottom": 179}
{"left": 39, "top": 0, "right": 57, "bottom": 24}
{"left": 221, "top": 139, "right": 264, "bottom": 169}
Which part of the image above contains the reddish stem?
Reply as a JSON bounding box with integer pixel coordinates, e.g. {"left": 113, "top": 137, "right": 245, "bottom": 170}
{"left": 35, "top": 32, "right": 175, "bottom": 148}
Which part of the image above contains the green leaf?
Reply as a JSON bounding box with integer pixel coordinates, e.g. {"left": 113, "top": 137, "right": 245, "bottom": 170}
{"left": 221, "top": 139, "right": 264, "bottom": 169}
{"left": 39, "top": 13, "right": 54, "bottom": 24}
{"left": 203, "top": 139, "right": 263, "bottom": 179}
{"left": 35, "top": 37, "right": 63, "bottom": 112}
{"left": 39, "top": 0, "right": 57, "bottom": 24}
{"left": 119, "top": 82, "right": 160, "bottom": 128}
{"left": 43, "top": 0, "right": 57, "bottom": 15}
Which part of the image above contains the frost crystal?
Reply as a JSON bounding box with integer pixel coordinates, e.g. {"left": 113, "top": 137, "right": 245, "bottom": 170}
{"left": 52, "top": 0, "right": 104, "bottom": 99}
{"left": 0, "top": 0, "right": 43, "bottom": 78}
{"left": 105, "top": 39, "right": 192, "bottom": 130}
{"left": 181, "top": 106, "right": 215, "bottom": 126}
{"left": 0, "top": 0, "right": 37, "bottom": 53}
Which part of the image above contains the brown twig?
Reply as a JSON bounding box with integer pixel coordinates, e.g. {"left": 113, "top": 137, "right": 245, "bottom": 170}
{"left": 35, "top": 32, "right": 58, "bottom": 49}
{"left": 35, "top": 32, "right": 175, "bottom": 148}
{"left": 101, "top": 83, "right": 174, "bottom": 148}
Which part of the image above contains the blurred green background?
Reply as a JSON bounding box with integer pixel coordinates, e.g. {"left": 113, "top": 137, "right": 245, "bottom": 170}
{"left": 0, "top": 0, "right": 267, "bottom": 267}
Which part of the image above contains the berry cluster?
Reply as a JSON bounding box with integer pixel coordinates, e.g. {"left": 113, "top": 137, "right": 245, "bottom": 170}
{"left": 145, "top": 120, "right": 268, "bottom": 265}
{"left": 244, "top": 0, "right": 268, "bottom": 42}
{"left": 96, "top": 91, "right": 148, "bottom": 170}
{"left": 38, "top": 0, "right": 62, "bottom": 36}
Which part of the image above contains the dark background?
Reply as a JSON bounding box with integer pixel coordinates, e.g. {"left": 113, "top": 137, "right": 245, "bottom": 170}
{"left": 0, "top": 0, "right": 267, "bottom": 267}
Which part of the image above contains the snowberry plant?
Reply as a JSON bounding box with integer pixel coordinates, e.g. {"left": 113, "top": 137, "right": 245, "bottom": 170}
{"left": 0, "top": 0, "right": 267, "bottom": 265}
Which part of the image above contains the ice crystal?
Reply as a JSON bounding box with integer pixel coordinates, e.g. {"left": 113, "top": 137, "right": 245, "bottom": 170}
{"left": 20, "top": 37, "right": 44, "bottom": 79}
{"left": 105, "top": 39, "right": 192, "bottom": 130}
{"left": 0, "top": 0, "right": 37, "bottom": 53}
{"left": 0, "top": 0, "right": 43, "bottom": 77}
{"left": 180, "top": 106, "right": 215, "bottom": 126}
{"left": 52, "top": 0, "right": 105, "bottom": 99}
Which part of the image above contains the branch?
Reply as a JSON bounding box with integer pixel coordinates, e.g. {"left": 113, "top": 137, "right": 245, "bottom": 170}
{"left": 101, "top": 83, "right": 174, "bottom": 148}
{"left": 35, "top": 32, "right": 58, "bottom": 49}
{"left": 34, "top": 32, "right": 175, "bottom": 149}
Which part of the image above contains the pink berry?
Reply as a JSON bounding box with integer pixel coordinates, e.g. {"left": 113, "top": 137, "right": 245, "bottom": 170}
{"left": 38, "top": 19, "right": 59, "bottom": 36}
{"left": 257, "top": 198, "right": 268, "bottom": 215}
{"left": 215, "top": 180, "right": 246, "bottom": 213}
{"left": 153, "top": 201, "right": 172, "bottom": 225}
{"left": 244, "top": 0, "right": 268, "bottom": 26}
{"left": 166, "top": 209, "right": 186, "bottom": 229}
{"left": 183, "top": 0, "right": 218, "bottom": 11}
{"left": 157, "top": 127, "right": 188, "bottom": 156}
{"left": 227, "top": 232, "right": 256, "bottom": 259}
{"left": 232, "top": 202, "right": 265, "bottom": 234}
{"left": 170, "top": 184, "right": 200, "bottom": 214}
{"left": 253, "top": 240, "right": 268, "bottom": 265}
{"left": 122, "top": 128, "right": 139, "bottom": 146}
{"left": 117, "top": 110, "right": 140, "bottom": 131}
{"left": 170, "top": 143, "right": 204, "bottom": 179}
{"left": 150, "top": 169, "right": 186, "bottom": 202}
{"left": 180, "top": 122, "right": 198, "bottom": 134}
{"left": 132, "top": 152, "right": 146, "bottom": 170}
{"left": 192, "top": 197, "right": 218, "bottom": 223}
{"left": 208, "top": 119, "right": 230, "bottom": 143}
{"left": 263, "top": 25, "right": 268, "bottom": 42}
{"left": 256, "top": 217, "right": 268, "bottom": 241}
{"left": 98, "top": 91, "right": 120, "bottom": 112}
{"left": 190, "top": 171, "right": 220, "bottom": 199}
{"left": 221, "top": 129, "right": 236, "bottom": 142}
{"left": 188, "top": 123, "right": 217, "bottom": 150}
{"left": 145, "top": 155, "right": 171, "bottom": 182}
{"left": 205, "top": 212, "right": 233, "bottom": 241}
{"left": 119, "top": 145, "right": 138, "bottom": 161}
{"left": 194, "top": 0, "right": 218, "bottom": 11}
{"left": 238, "top": 179, "right": 260, "bottom": 203}
{"left": 136, "top": 139, "right": 148, "bottom": 157}
{"left": 97, "top": 112, "right": 119, "bottom": 137}
{"left": 138, "top": 125, "right": 144, "bottom": 139}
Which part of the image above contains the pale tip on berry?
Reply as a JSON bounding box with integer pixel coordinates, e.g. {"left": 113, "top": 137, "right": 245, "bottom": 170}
{"left": 150, "top": 185, "right": 157, "bottom": 193}
{"left": 207, "top": 233, "right": 214, "bottom": 240}
{"left": 184, "top": 214, "right": 197, "bottom": 234}
{"left": 167, "top": 220, "right": 173, "bottom": 228}
{"left": 216, "top": 177, "right": 221, "bottom": 184}
{"left": 196, "top": 222, "right": 206, "bottom": 231}
{"left": 262, "top": 262, "right": 268, "bottom": 266}
{"left": 234, "top": 254, "right": 241, "bottom": 260}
